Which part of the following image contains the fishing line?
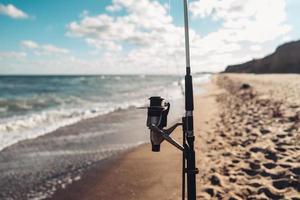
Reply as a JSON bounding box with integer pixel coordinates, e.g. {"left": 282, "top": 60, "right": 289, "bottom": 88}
{"left": 165, "top": 0, "right": 172, "bottom": 100}
{"left": 166, "top": 0, "right": 184, "bottom": 98}
{"left": 169, "top": 0, "right": 171, "bottom": 16}
{"left": 173, "top": 0, "right": 185, "bottom": 96}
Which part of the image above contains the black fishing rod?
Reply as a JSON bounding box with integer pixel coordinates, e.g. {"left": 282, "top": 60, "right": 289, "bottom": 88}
{"left": 145, "top": 0, "right": 198, "bottom": 199}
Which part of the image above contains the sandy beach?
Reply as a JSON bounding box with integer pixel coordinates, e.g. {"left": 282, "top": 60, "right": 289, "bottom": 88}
{"left": 199, "top": 74, "right": 300, "bottom": 199}
{"left": 2, "top": 74, "right": 300, "bottom": 199}
{"left": 49, "top": 74, "right": 300, "bottom": 200}
{"left": 1, "top": 0, "right": 299, "bottom": 199}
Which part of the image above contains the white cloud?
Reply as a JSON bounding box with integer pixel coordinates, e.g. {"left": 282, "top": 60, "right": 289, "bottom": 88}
{"left": 0, "top": 3, "right": 28, "bottom": 19}
{"left": 85, "top": 38, "right": 122, "bottom": 52}
{"left": 106, "top": 3, "right": 122, "bottom": 12}
{"left": 3, "top": 0, "right": 290, "bottom": 74}
{"left": 21, "top": 40, "right": 69, "bottom": 55}
{"left": 66, "top": 0, "right": 193, "bottom": 73}
{"left": 41, "top": 44, "right": 69, "bottom": 54}
{"left": 0, "top": 51, "right": 26, "bottom": 59}
{"left": 250, "top": 45, "right": 262, "bottom": 51}
{"left": 63, "top": 0, "right": 292, "bottom": 73}
{"left": 190, "top": 0, "right": 291, "bottom": 43}
{"left": 21, "top": 40, "right": 39, "bottom": 49}
{"left": 67, "top": 0, "right": 174, "bottom": 49}
{"left": 189, "top": 0, "right": 219, "bottom": 19}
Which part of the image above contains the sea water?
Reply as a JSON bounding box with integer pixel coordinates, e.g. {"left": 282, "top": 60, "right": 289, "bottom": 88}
{"left": 0, "top": 74, "right": 210, "bottom": 151}
{"left": 0, "top": 74, "right": 211, "bottom": 199}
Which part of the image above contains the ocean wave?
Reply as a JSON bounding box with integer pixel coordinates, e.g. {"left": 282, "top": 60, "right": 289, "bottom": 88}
{"left": 0, "top": 106, "right": 8, "bottom": 113}
{"left": 0, "top": 74, "right": 209, "bottom": 151}
{"left": 0, "top": 99, "right": 149, "bottom": 151}
{"left": 0, "top": 95, "right": 94, "bottom": 117}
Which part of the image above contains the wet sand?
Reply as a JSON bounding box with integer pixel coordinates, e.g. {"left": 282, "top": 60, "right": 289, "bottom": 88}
{"left": 0, "top": 96, "right": 184, "bottom": 199}
{"left": 48, "top": 139, "right": 182, "bottom": 200}
{"left": 0, "top": 108, "right": 149, "bottom": 199}
{"left": 51, "top": 74, "right": 300, "bottom": 200}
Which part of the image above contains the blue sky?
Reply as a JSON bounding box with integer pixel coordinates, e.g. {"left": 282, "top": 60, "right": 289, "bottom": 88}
{"left": 0, "top": 0, "right": 299, "bottom": 74}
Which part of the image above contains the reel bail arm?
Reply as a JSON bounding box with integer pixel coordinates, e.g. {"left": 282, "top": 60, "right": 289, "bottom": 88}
{"left": 149, "top": 124, "right": 184, "bottom": 151}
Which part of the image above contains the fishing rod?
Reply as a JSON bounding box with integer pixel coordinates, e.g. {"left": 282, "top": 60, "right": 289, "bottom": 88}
{"left": 145, "top": 0, "right": 198, "bottom": 199}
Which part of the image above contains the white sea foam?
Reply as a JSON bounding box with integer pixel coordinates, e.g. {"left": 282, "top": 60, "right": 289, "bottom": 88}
{"left": 0, "top": 100, "right": 147, "bottom": 151}
{"left": 0, "top": 107, "right": 8, "bottom": 112}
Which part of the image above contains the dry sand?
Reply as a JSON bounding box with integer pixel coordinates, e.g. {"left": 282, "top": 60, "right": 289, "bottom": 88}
{"left": 197, "top": 74, "right": 300, "bottom": 200}
{"left": 50, "top": 74, "right": 300, "bottom": 200}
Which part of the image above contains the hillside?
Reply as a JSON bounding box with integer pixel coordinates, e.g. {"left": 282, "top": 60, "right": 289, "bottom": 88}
{"left": 224, "top": 40, "right": 300, "bottom": 73}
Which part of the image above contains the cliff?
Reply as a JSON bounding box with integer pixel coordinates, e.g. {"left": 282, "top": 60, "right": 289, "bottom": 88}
{"left": 224, "top": 40, "right": 300, "bottom": 73}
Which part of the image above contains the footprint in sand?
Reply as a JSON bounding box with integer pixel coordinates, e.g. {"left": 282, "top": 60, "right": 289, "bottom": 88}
{"left": 232, "top": 159, "right": 240, "bottom": 164}
{"left": 290, "top": 167, "right": 300, "bottom": 176}
{"left": 264, "top": 150, "right": 278, "bottom": 162}
{"left": 272, "top": 179, "right": 291, "bottom": 190}
{"left": 285, "top": 158, "right": 295, "bottom": 163}
{"left": 249, "top": 161, "right": 260, "bottom": 170}
{"left": 258, "top": 187, "right": 284, "bottom": 199}
{"left": 272, "top": 138, "right": 279, "bottom": 143}
{"left": 263, "top": 162, "right": 277, "bottom": 169}
{"left": 242, "top": 168, "right": 260, "bottom": 176}
{"left": 278, "top": 163, "right": 291, "bottom": 168}
{"left": 287, "top": 132, "right": 294, "bottom": 137}
{"left": 276, "top": 134, "right": 286, "bottom": 139}
{"left": 260, "top": 128, "right": 271, "bottom": 135}
{"left": 273, "top": 178, "right": 300, "bottom": 192}
{"left": 260, "top": 170, "right": 289, "bottom": 180}
{"left": 291, "top": 180, "right": 300, "bottom": 192}
{"left": 276, "top": 141, "right": 292, "bottom": 146}
{"left": 248, "top": 181, "right": 262, "bottom": 188}
{"left": 229, "top": 176, "right": 237, "bottom": 183}
{"left": 210, "top": 174, "right": 222, "bottom": 186}
{"left": 249, "top": 146, "right": 264, "bottom": 153}
{"left": 274, "top": 147, "right": 287, "bottom": 153}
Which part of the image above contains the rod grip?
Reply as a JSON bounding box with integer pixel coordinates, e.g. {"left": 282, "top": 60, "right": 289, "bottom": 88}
{"left": 185, "top": 74, "right": 194, "bottom": 111}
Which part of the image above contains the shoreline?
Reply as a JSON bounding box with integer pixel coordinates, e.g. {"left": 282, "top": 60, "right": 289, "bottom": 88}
{"left": 0, "top": 90, "right": 185, "bottom": 199}
{"left": 48, "top": 82, "right": 217, "bottom": 200}
{"left": 0, "top": 107, "right": 150, "bottom": 199}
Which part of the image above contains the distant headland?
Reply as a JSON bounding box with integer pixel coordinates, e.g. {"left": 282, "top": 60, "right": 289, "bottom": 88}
{"left": 224, "top": 40, "right": 300, "bottom": 73}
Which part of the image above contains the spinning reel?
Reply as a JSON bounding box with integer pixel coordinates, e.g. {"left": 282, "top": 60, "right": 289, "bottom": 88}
{"left": 146, "top": 96, "right": 183, "bottom": 152}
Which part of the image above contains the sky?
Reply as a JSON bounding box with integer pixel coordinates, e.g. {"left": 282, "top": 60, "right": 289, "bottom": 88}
{"left": 0, "top": 0, "right": 299, "bottom": 75}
